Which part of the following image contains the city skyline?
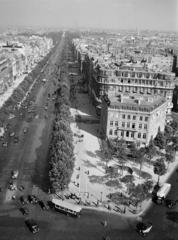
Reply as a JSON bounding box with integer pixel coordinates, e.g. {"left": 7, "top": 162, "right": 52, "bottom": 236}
{"left": 0, "top": 0, "right": 177, "bottom": 31}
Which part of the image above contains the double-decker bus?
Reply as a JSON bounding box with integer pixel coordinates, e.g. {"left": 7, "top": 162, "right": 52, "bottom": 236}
{"left": 51, "top": 198, "right": 82, "bottom": 217}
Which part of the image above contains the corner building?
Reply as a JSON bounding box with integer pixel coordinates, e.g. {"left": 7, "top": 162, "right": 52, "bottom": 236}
{"left": 100, "top": 94, "right": 167, "bottom": 146}
{"left": 92, "top": 66, "right": 175, "bottom": 118}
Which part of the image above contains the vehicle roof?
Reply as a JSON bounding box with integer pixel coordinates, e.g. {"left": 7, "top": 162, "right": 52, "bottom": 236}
{"left": 157, "top": 183, "right": 171, "bottom": 197}
{"left": 51, "top": 198, "right": 82, "bottom": 212}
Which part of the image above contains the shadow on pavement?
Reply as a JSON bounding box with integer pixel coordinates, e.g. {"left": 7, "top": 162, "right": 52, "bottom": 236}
{"left": 166, "top": 211, "right": 178, "bottom": 223}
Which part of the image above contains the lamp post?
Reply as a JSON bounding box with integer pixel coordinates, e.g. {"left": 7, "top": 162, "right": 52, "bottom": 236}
{"left": 100, "top": 191, "right": 103, "bottom": 203}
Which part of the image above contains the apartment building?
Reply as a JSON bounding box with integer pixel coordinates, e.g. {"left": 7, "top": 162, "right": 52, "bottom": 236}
{"left": 100, "top": 94, "right": 167, "bottom": 146}
{"left": 94, "top": 65, "right": 175, "bottom": 115}
{"left": 0, "top": 35, "right": 53, "bottom": 95}
{"left": 73, "top": 47, "right": 175, "bottom": 118}
{"left": 0, "top": 56, "right": 13, "bottom": 94}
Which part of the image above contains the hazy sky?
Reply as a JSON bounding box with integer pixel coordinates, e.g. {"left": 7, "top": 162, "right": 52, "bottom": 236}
{"left": 0, "top": 0, "right": 177, "bottom": 31}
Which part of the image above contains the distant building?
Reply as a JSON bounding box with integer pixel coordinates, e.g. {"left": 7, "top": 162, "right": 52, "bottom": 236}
{"left": 100, "top": 94, "right": 167, "bottom": 146}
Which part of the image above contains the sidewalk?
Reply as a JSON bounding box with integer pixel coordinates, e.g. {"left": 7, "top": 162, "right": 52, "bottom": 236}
{"left": 66, "top": 90, "right": 178, "bottom": 217}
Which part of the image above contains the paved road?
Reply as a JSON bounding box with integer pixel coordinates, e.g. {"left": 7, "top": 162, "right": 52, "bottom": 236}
{"left": 0, "top": 32, "right": 65, "bottom": 203}
{"left": 0, "top": 32, "right": 178, "bottom": 240}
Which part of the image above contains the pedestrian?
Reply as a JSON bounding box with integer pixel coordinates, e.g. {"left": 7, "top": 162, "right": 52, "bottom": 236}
{"left": 123, "top": 206, "right": 126, "bottom": 214}
{"left": 104, "top": 220, "right": 107, "bottom": 227}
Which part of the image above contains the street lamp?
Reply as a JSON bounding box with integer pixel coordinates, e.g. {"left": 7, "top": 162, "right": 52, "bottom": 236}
{"left": 100, "top": 191, "right": 103, "bottom": 202}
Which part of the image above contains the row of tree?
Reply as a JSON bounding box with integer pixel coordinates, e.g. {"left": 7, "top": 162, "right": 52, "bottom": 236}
{"left": 105, "top": 135, "right": 173, "bottom": 184}
{"left": 48, "top": 35, "right": 75, "bottom": 193}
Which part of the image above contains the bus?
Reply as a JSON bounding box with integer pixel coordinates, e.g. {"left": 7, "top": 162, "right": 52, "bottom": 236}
{"left": 156, "top": 183, "right": 171, "bottom": 204}
{"left": 51, "top": 198, "right": 82, "bottom": 217}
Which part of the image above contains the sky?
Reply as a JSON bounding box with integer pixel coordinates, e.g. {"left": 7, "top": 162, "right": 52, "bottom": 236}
{"left": 0, "top": 0, "right": 177, "bottom": 31}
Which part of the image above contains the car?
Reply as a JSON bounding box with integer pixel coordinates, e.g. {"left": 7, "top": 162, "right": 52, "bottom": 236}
{"left": 28, "top": 195, "right": 38, "bottom": 204}
{"left": 136, "top": 222, "right": 152, "bottom": 237}
{"left": 18, "top": 185, "right": 25, "bottom": 191}
{"left": 9, "top": 132, "right": 15, "bottom": 137}
{"left": 20, "top": 207, "right": 29, "bottom": 215}
{"left": 2, "top": 142, "right": 8, "bottom": 147}
{"left": 25, "top": 219, "right": 39, "bottom": 234}
{"left": 14, "top": 136, "right": 19, "bottom": 143}
{"left": 38, "top": 200, "right": 49, "bottom": 210}
{"left": 23, "top": 128, "right": 28, "bottom": 134}
{"left": 12, "top": 195, "right": 16, "bottom": 200}
{"left": 11, "top": 170, "right": 19, "bottom": 179}
{"left": 0, "top": 135, "right": 4, "bottom": 141}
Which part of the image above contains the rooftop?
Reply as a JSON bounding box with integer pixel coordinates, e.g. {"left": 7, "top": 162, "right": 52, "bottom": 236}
{"left": 103, "top": 94, "right": 167, "bottom": 113}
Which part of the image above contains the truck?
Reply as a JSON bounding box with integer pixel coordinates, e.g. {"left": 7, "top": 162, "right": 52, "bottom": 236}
{"left": 156, "top": 183, "right": 171, "bottom": 204}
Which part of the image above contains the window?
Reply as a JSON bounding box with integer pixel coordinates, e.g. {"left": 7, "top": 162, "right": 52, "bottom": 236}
{"left": 115, "top": 121, "right": 118, "bottom": 126}
{"left": 132, "top": 123, "right": 135, "bottom": 129}
{"left": 138, "top": 133, "right": 141, "bottom": 138}
{"left": 144, "top": 124, "right": 147, "bottom": 129}
{"left": 126, "top": 131, "right": 129, "bottom": 137}
{"left": 127, "top": 122, "right": 130, "bottom": 128}
{"left": 122, "top": 122, "right": 125, "bottom": 127}
{"left": 143, "top": 133, "right": 146, "bottom": 139}
{"left": 127, "top": 115, "right": 131, "bottom": 120}
{"left": 133, "top": 115, "right": 136, "bottom": 120}
{"left": 110, "top": 121, "right": 113, "bottom": 126}
{"left": 131, "top": 132, "right": 134, "bottom": 138}
{"left": 145, "top": 117, "right": 148, "bottom": 121}
{"left": 109, "top": 129, "right": 113, "bottom": 135}
{"left": 140, "top": 116, "right": 143, "bottom": 121}
{"left": 139, "top": 124, "right": 142, "bottom": 129}
{"left": 121, "top": 131, "right": 124, "bottom": 137}
{"left": 122, "top": 114, "right": 125, "bottom": 119}
{"left": 114, "top": 130, "right": 117, "bottom": 136}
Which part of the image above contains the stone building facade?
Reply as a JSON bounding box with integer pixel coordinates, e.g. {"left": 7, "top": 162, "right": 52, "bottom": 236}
{"left": 100, "top": 94, "right": 167, "bottom": 146}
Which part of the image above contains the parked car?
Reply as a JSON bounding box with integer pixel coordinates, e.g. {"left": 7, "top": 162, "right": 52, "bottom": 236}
{"left": 136, "top": 222, "right": 152, "bottom": 237}
{"left": 12, "top": 195, "right": 16, "bottom": 200}
{"left": 20, "top": 207, "right": 29, "bottom": 215}
{"left": 14, "top": 136, "right": 19, "bottom": 143}
{"left": 25, "top": 219, "right": 39, "bottom": 234}
{"left": 2, "top": 142, "right": 8, "bottom": 147}
{"left": 9, "top": 132, "right": 15, "bottom": 137}
{"left": 23, "top": 128, "right": 28, "bottom": 134}
{"left": 11, "top": 170, "right": 19, "bottom": 179}
{"left": 38, "top": 200, "right": 49, "bottom": 210}
{"left": 18, "top": 185, "right": 25, "bottom": 191}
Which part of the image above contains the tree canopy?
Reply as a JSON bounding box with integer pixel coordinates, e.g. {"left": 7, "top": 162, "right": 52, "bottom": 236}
{"left": 153, "top": 158, "right": 167, "bottom": 184}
